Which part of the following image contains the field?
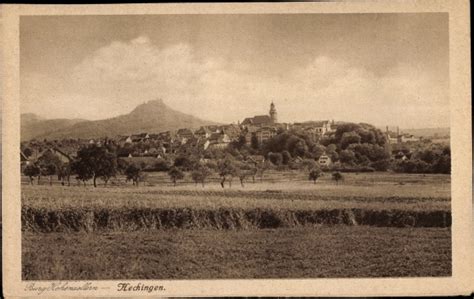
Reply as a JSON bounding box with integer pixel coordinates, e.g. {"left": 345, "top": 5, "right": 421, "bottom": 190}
{"left": 22, "top": 171, "right": 452, "bottom": 279}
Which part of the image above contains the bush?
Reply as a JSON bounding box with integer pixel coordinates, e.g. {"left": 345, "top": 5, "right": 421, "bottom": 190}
{"left": 152, "top": 159, "right": 171, "bottom": 172}
{"left": 369, "top": 159, "right": 391, "bottom": 171}
{"left": 168, "top": 167, "right": 185, "bottom": 186}
{"left": 331, "top": 165, "right": 375, "bottom": 173}
{"left": 300, "top": 159, "right": 317, "bottom": 170}
{"left": 275, "top": 164, "right": 289, "bottom": 171}
{"left": 281, "top": 150, "right": 291, "bottom": 165}
{"left": 191, "top": 166, "right": 212, "bottom": 187}
{"left": 267, "top": 152, "right": 283, "bottom": 166}
{"left": 332, "top": 172, "right": 344, "bottom": 184}
{"left": 125, "top": 164, "right": 142, "bottom": 185}
{"left": 392, "top": 159, "right": 431, "bottom": 174}
{"left": 308, "top": 167, "right": 322, "bottom": 184}
{"left": 24, "top": 164, "right": 40, "bottom": 184}
{"left": 173, "top": 156, "right": 198, "bottom": 171}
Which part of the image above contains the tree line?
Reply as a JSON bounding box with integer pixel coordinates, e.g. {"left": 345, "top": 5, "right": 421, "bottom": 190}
{"left": 23, "top": 143, "right": 346, "bottom": 187}
{"left": 22, "top": 122, "right": 450, "bottom": 186}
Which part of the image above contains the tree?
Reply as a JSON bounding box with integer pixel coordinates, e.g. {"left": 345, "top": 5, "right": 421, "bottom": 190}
{"left": 41, "top": 163, "right": 57, "bottom": 185}
{"left": 116, "top": 158, "right": 129, "bottom": 174}
{"left": 369, "top": 159, "right": 390, "bottom": 171}
{"left": 173, "top": 155, "right": 198, "bottom": 171}
{"left": 230, "top": 135, "right": 247, "bottom": 150}
{"left": 100, "top": 152, "right": 118, "bottom": 186}
{"left": 340, "top": 132, "right": 361, "bottom": 149}
{"left": 125, "top": 164, "right": 142, "bottom": 186}
{"left": 23, "top": 164, "right": 40, "bottom": 185}
{"left": 72, "top": 145, "right": 117, "bottom": 187}
{"left": 339, "top": 149, "right": 356, "bottom": 165}
{"left": 301, "top": 158, "right": 317, "bottom": 171}
{"left": 249, "top": 166, "right": 258, "bottom": 183}
{"left": 332, "top": 172, "right": 344, "bottom": 185}
{"left": 168, "top": 166, "right": 184, "bottom": 186}
{"left": 308, "top": 166, "right": 322, "bottom": 184}
{"left": 310, "top": 144, "right": 326, "bottom": 160}
{"left": 236, "top": 162, "right": 254, "bottom": 187}
{"left": 432, "top": 154, "right": 450, "bottom": 174}
{"left": 217, "top": 158, "right": 238, "bottom": 188}
{"left": 153, "top": 159, "right": 171, "bottom": 172}
{"left": 58, "top": 163, "right": 72, "bottom": 186}
{"left": 251, "top": 133, "right": 259, "bottom": 150}
{"left": 257, "top": 160, "right": 273, "bottom": 182}
{"left": 291, "top": 139, "right": 308, "bottom": 157}
{"left": 23, "top": 147, "right": 33, "bottom": 157}
{"left": 71, "top": 159, "right": 92, "bottom": 186}
{"left": 191, "top": 165, "right": 212, "bottom": 187}
{"left": 267, "top": 152, "right": 283, "bottom": 166}
{"left": 281, "top": 150, "right": 292, "bottom": 165}
{"left": 326, "top": 144, "right": 339, "bottom": 162}
{"left": 37, "top": 150, "right": 62, "bottom": 185}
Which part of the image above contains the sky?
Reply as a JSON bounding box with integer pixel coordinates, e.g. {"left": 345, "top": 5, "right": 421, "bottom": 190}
{"left": 20, "top": 13, "right": 449, "bottom": 128}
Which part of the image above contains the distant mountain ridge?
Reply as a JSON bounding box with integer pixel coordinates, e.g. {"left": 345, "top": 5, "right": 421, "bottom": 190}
{"left": 378, "top": 126, "right": 450, "bottom": 138}
{"left": 402, "top": 127, "right": 450, "bottom": 138}
{"left": 21, "top": 117, "right": 87, "bottom": 141}
{"left": 21, "top": 99, "right": 219, "bottom": 141}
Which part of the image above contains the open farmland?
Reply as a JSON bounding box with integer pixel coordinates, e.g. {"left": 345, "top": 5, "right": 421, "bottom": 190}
{"left": 22, "top": 172, "right": 451, "bottom": 279}
{"left": 23, "top": 227, "right": 451, "bottom": 280}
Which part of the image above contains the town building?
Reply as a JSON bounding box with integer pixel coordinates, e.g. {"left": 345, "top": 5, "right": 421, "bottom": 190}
{"left": 385, "top": 126, "right": 420, "bottom": 144}
{"left": 318, "top": 154, "right": 332, "bottom": 167}
{"left": 241, "top": 102, "right": 278, "bottom": 127}
{"left": 255, "top": 126, "right": 277, "bottom": 144}
{"left": 208, "top": 132, "right": 231, "bottom": 149}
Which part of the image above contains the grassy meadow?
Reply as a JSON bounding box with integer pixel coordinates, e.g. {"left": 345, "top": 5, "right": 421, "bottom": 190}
{"left": 22, "top": 171, "right": 452, "bottom": 279}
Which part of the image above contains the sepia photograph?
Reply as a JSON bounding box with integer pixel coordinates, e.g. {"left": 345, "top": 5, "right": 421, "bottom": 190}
{"left": 19, "top": 12, "right": 453, "bottom": 280}
{"left": 1, "top": 2, "right": 472, "bottom": 297}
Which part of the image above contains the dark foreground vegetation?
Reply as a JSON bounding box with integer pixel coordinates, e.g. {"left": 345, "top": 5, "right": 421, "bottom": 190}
{"left": 23, "top": 227, "right": 451, "bottom": 280}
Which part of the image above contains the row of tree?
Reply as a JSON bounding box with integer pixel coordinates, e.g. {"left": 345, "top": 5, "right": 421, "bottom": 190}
{"left": 22, "top": 122, "right": 450, "bottom": 186}
{"left": 23, "top": 143, "right": 349, "bottom": 188}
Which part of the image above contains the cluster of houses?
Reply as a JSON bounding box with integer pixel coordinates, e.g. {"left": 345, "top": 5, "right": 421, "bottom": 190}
{"left": 21, "top": 102, "right": 338, "bottom": 170}
{"left": 21, "top": 102, "right": 427, "bottom": 172}
{"left": 117, "top": 102, "right": 336, "bottom": 156}
{"left": 385, "top": 126, "right": 420, "bottom": 144}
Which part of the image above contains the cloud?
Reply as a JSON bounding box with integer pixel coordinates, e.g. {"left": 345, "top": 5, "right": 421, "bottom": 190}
{"left": 22, "top": 35, "right": 449, "bottom": 128}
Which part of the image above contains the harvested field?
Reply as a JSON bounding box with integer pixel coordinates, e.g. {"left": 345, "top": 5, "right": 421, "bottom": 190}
{"left": 21, "top": 172, "right": 452, "bottom": 279}
{"left": 22, "top": 227, "right": 452, "bottom": 280}
{"left": 22, "top": 181, "right": 451, "bottom": 232}
{"left": 22, "top": 206, "right": 451, "bottom": 232}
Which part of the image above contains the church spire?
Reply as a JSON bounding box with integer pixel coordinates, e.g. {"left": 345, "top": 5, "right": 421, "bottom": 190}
{"left": 269, "top": 101, "right": 277, "bottom": 123}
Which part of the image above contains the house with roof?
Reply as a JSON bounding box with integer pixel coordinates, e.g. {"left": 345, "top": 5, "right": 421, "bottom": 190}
{"left": 385, "top": 127, "right": 419, "bottom": 144}
{"left": 195, "top": 126, "right": 212, "bottom": 139}
{"left": 176, "top": 128, "right": 194, "bottom": 144}
{"left": 394, "top": 151, "right": 409, "bottom": 161}
{"left": 400, "top": 134, "right": 419, "bottom": 143}
{"left": 318, "top": 154, "right": 332, "bottom": 167}
{"left": 32, "top": 147, "right": 73, "bottom": 165}
{"left": 220, "top": 124, "right": 242, "bottom": 140}
{"left": 255, "top": 126, "right": 277, "bottom": 144}
{"left": 207, "top": 132, "right": 231, "bottom": 149}
{"left": 242, "top": 115, "right": 273, "bottom": 127}
{"left": 241, "top": 102, "right": 278, "bottom": 127}
{"left": 293, "top": 120, "right": 333, "bottom": 135}
{"left": 242, "top": 126, "right": 259, "bottom": 146}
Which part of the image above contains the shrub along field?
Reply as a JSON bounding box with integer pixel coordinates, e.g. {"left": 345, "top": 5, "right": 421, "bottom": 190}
{"left": 22, "top": 171, "right": 452, "bottom": 279}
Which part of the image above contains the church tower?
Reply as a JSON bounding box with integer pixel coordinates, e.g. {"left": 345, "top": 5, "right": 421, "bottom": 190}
{"left": 269, "top": 101, "right": 277, "bottom": 123}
